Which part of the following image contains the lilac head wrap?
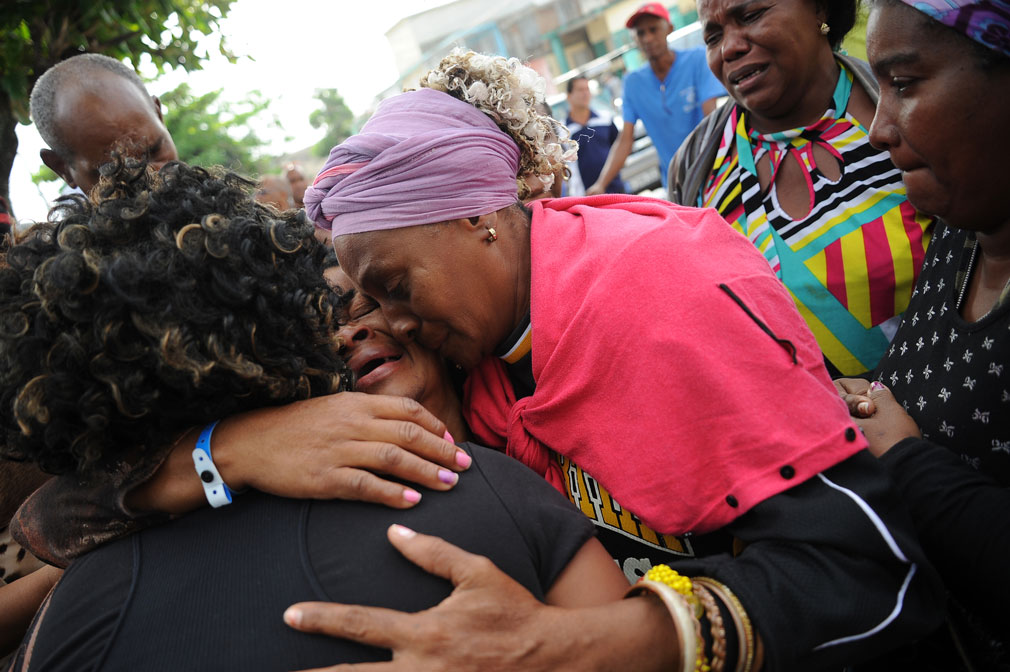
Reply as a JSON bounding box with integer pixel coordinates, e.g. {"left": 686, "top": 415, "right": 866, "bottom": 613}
{"left": 303, "top": 88, "right": 521, "bottom": 239}
{"left": 899, "top": 0, "right": 1010, "bottom": 57}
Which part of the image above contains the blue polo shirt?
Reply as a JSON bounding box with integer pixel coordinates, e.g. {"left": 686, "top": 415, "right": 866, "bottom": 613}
{"left": 622, "top": 46, "right": 724, "bottom": 187}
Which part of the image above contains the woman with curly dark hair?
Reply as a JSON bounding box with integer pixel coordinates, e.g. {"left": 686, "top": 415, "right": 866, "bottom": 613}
{"left": 0, "top": 159, "right": 627, "bottom": 670}
{"left": 0, "top": 161, "right": 346, "bottom": 475}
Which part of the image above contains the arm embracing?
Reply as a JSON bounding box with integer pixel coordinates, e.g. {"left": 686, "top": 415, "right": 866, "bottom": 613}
{"left": 130, "top": 393, "right": 465, "bottom": 512}
{"left": 673, "top": 451, "right": 946, "bottom": 671}
{"left": 13, "top": 393, "right": 465, "bottom": 565}
{"left": 280, "top": 454, "right": 943, "bottom": 672}
{"left": 880, "top": 437, "right": 1010, "bottom": 632}
{"left": 285, "top": 525, "right": 682, "bottom": 672}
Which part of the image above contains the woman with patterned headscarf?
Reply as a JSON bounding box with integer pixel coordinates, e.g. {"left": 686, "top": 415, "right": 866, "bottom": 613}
{"left": 835, "top": 0, "right": 1010, "bottom": 668}
{"left": 286, "top": 49, "right": 943, "bottom": 672}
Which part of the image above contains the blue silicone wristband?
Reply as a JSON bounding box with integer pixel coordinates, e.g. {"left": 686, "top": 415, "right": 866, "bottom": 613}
{"left": 192, "top": 420, "right": 233, "bottom": 508}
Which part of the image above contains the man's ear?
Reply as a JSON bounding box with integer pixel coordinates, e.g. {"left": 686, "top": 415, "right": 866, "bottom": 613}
{"left": 41, "top": 148, "right": 74, "bottom": 188}
{"left": 152, "top": 95, "right": 165, "bottom": 122}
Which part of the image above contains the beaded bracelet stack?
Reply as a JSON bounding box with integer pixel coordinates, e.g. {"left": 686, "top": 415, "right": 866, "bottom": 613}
{"left": 625, "top": 565, "right": 708, "bottom": 672}
{"left": 624, "top": 564, "right": 758, "bottom": 672}
{"left": 693, "top": 577, "right": 758, "bottom": 672}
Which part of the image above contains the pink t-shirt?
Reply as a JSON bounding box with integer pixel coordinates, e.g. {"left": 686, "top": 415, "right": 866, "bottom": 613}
{"left": 465, "top": 194, "right": 865, "bottom": 535}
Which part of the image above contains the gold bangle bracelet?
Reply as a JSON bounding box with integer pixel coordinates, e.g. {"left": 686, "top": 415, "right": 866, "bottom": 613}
{"left": 694, "top": 583, "right": 727, "bottom": 672}
{"left": 626, "top": 579, "right": 702, "bottom": 672}
{"left": 692, "top": 577, "right": 756, "bottom": 672}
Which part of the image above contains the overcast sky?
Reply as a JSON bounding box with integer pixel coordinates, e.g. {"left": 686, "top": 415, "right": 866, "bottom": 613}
{"left": 10, "top": 0, "right": 454, "bottom": 223}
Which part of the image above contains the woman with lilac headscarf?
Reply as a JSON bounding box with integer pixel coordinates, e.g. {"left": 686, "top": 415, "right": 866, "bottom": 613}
{"left": 285, "top": 49, "right": 943, "bottom": 672}
{"left": 834, "top": 0, "right": 1010, "bottom": 668}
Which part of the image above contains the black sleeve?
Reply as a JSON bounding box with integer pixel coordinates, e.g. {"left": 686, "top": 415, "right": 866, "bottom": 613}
{"left": 10, "top": 445, "right": 173, "bottom": 567}
{"left": 465, "top": 443, "right": 596, "bottom": 593}
{"left": 670, "top": 450, "right": 946, "bottom": 672}
{"left": 880, "top": 437, "right": 1010, "bottom": 632}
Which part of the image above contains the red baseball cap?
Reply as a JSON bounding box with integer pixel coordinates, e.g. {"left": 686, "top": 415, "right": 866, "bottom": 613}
{"left": 625, "top": 2, "right": 672, "bottom": 28}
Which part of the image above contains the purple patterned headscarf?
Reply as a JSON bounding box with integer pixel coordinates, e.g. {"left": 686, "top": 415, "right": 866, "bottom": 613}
{"left": 900, "top": 0, "right": 1010, "bottom": 57}
{"left": 303, "top": 88, "right": 521, "bottom": 239}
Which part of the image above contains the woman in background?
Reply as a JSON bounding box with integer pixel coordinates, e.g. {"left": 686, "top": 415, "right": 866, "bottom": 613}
{"left": 670, "top": 0, "right": 934, "bottom": 377}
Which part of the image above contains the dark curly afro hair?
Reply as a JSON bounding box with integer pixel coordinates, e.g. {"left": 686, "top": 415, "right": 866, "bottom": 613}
{"left": 0, "top": 158, "right": 350, "bottom": 475}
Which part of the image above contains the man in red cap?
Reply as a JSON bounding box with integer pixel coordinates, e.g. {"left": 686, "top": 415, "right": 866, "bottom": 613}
{"left": 587, "top": 2, "right": 723, "bottom": 195}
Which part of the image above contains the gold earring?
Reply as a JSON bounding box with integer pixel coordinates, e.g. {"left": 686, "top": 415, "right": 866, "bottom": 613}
{"left": 819, "top": 22, "right": 830, "bottom": 35}
{"left": 485, "top": 227, "right": 498, "bottom": 242}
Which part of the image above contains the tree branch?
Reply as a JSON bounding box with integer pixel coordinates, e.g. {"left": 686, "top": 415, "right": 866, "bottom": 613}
{"left": 94, "top": 30, "right": 144, "bottom": 50}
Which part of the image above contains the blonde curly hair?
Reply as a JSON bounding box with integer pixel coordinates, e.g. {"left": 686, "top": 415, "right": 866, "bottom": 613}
{"left": 419, "top": 49, "right": 577, "bottom": 199}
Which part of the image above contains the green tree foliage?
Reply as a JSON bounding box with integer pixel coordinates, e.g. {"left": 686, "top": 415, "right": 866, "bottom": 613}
{"left": 309, "top": 88, "right": 354, "bottom": 158}
{"left": 840, "top": 4, "right": 869, "bottom": 62}
{"left": 0, "top": 0, "right": 236, "bottom": 215}
{"left": 30, "top": 165, "right": 58, "bottom": 186}
{"left": 159, "top": 83, "right": 277, "bottom": 175}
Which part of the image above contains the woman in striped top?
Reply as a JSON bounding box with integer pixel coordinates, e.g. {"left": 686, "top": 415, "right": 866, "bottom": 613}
{"left": 670, "top": 0, "right": 934, "bottom": 377}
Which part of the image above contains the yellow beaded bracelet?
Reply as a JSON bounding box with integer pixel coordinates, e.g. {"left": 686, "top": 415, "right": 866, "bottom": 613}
{"left": 644, "top": 564, "right": 699, "bottom": 610}
{"left": 627, "top": 565, "right": 710, "bottom": 672}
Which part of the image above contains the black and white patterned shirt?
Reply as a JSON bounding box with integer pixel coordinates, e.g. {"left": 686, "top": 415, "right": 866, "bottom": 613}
{"left": 874, "top": 223, "right": 1010, "bottom": 485}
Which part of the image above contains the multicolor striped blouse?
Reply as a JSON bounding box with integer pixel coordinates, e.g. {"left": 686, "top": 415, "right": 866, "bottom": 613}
{"left": 700, "top": 64, "right": 934, "bottom": 376}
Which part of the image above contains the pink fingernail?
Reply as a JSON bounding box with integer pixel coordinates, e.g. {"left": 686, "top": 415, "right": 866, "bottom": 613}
{"left": 870, "top": 381, "right": 886, "bottom": 391}
{"left": 283, "top": 607, "right": 302, "bottom": 627}
{"left": 438, "top": 468, "right": 458, "bottom": 485}
{"left": 857, "top": 401, "right": 870, "bottom": 415}
{"left": 403, "top": 489, "right": 422, "bottom": 503}
{"left": 391, "top": 524, "right": 417, "bottom": 538}
{"left": 455, "top": 450, "right": 472, "bottom": 469}
{"left": 443, "top": 430, "right": 455, "bottom": 444}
